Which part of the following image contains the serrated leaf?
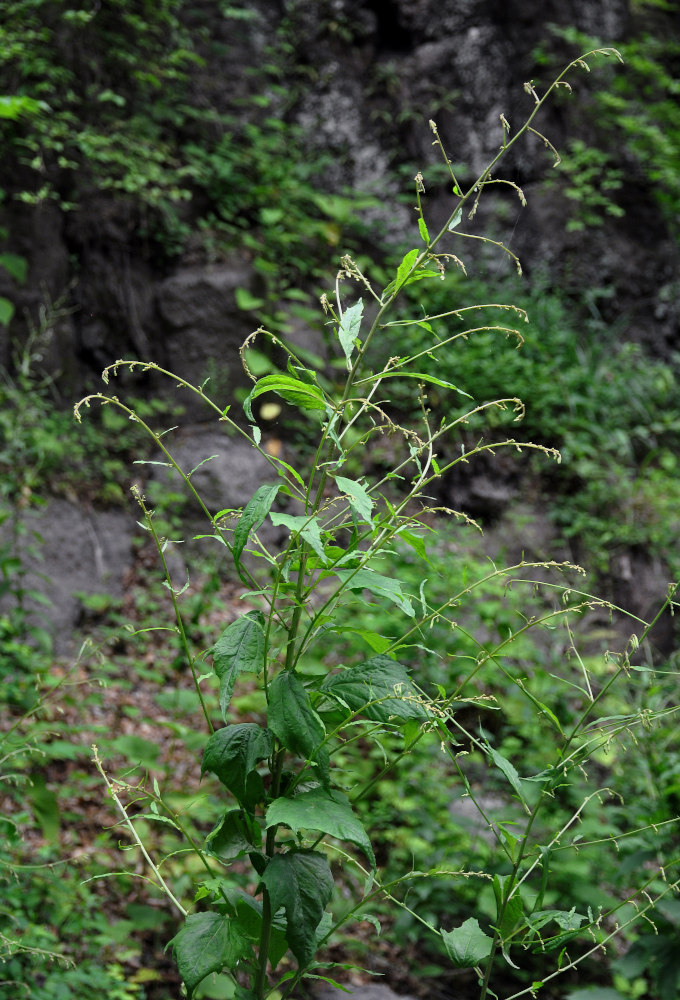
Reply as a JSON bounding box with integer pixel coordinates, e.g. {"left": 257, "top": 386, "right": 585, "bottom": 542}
{"left": 261, "top": 849, "right": 333, "bottom": 966}
{"left": 266, "top": 787, "right": 375, "bottom": 869}
{"left": 441, "top": 917, "right": 493, "bottom": 968}
{"left": 268, "top": 672, "right": 325, "bottom": 760}
{"left": 321, "top": 655, "right": 428, "bottom": 722}
{"left": 168, "top": 912, "right": 251, "bottom": 998}
{"left": 202, "top": 724, "right": 273, "bottom": 809}
{"left": 211, "top": 611, "right": 265, "bottom": 721}
{"left": 269, "top": 512, "right": 326, "bottom": 562}
{"left": 233, "top": 484, "right": 279, "bottom": 579}
{"left": 243, "top": 374, "right": 326, "bottom": 422}
{"left": 337, "top": 299, "right": 364, "bottom": 367}
{"left": 206, "top": 808, "right": 261, "bottom": 862}
{"left": 334, "top": 476, "right": 374, "bottom": 524}
{"left": 333, "top": 568, "right": 414, "bottom": 617}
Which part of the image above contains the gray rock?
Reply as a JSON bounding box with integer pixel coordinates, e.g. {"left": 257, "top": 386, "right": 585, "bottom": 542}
{"left": 152, "top": 426, "right": 276, "bottom": 513}
{"left": 0, "top": 498, "right": 135, "bottom": 657}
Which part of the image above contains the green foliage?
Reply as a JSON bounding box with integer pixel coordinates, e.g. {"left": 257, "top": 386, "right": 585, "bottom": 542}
{"left": 381, "top": 270, "right": 680, "bottom": 577}
{"left": 0, "top": 0, "right": 373, "bottom": 318}
{"left": 71, "top": 48, "right": 680, "bottom": 1000}
{"left": 545, "top": 138, "right": 624, "bottom": 231}
{"left": 549, "top": 25, "right": 680, "bottom": 238}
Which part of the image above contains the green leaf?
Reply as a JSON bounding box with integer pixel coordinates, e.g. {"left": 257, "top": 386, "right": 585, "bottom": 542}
{"left": 269, "top": 512, "right": 326, "bottom": 562}
{"left": 229, "top": 890, "right": 289, "bottom": 968}
{"left": 333, "top": 568, "right": 415, "bottom": 617}
{"left": 169, "top": 912, "right": 251, "bottom": 998}
{"left": 0, "top": 95, "right": 43, "bottom": 119}
{"left": 243, "top": 374, "right": 327, "bottom": 422}
{"left": 337, "top": 299, "right": 364, "bottom": 367}
{"left": 492, "top": 875, "right": 524, "bottom": 939}
{"left": 233, "top": 484, "right": 280, "bottom": 579}
{"left": 235, "top": 287, "right": 265, "bottom": 310}
{"left": 334, "top": 476, "right": 374, "bottom": 524}
{"left": 211, "top": 611, "right": 265, "bottom": 721}
{"left": 365, "top": 370, "right": 472, "bottom": 398}
{"left": 261, "top": 849, "right": 333, "bottom": 966}
{"left": 337, "top": 627, "right": 393, "bottom": 654}
{"left": 321, "top": 655, "right": 428, "bottom": 722}
{"left": 206, "top": 809, "right": 261, "bottom": 862}
{"left": 202, "top": 724, "right": 274, "bottom": 809}
{"left": 0, "top": 297, "right": 15, "bottom": 327}
{"left": 485, "top": 741, "right": 528, "bottom": 807}
{"left": 394, "top": 248, "right": 419, "bottom": 292}
{"left": 268, "top": 672, "right": 325, "bottom": 761}
{"left": 441, "top": 917, "right": 493, "bottom": 968}
{"left": 418, "top": 217, "right": 430, "bottom": 243}
{"left": 448, "top": 206, "right": 463, "bottom": 230}
{"left": 266, "top": 787, "right": 375, "bottom": 869}
{"left": 0, "top": 252, "right": 28, "bottom": 284}
{"left": 398, "top": 529, "right": 433, "bottom": 566}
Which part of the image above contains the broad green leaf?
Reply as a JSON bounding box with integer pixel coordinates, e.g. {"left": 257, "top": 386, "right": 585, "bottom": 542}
{"left": 269, "top": 512, "right": 326, "bottom": 562}
{"left": 337, "top": 299, "right": 364, "bottom": 367}
{"left": 418, "top": 217, "right": 430, "bottom": 243}
{"left": 333, "top": 568, "right": 415, "bottom": 617}
{"left": 0, "top": 252, "right": 28, "bottom": 284}
{"left": 243, "top": 374, "right": 327, "bottom": 422}
{"left": 321, "top": 655, "right": 428, "bottom": 722}
{"left": 261, "top": 849, "right": 333, "bottom": 966}
{"left": 202, "top": 723, "right": 274, "bottom": 809}
{"left": 205, "top": 808, "right": 261, "bottom": 862}
{"left": 334, "top": 476, "right": 374, "bottom": 524}
{"left": 230, "top": 890, "right": 289, "bottom": 968}
{"left": 211, "top": 611, "right": 265, "bottom": 721}
{"left": 168, "top": 911, "right": 251, "bottom": 998}
{"left": 268, "top": 672, "right": 325, "bottom": 760}
{"left": 394, "top": 248, "right": 419, "bottom": 292}
{"left": 233, "top": 484, "right": 279, "bottom": 579}
{"left": 266, "top": 787, "right": 376, "bottom": 869}
{"left": 441, "top": 917, "right": 493, "bottom": 968}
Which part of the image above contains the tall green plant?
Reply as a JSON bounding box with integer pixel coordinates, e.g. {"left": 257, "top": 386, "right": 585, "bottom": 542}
{"left": 76, "top": 49, "right": 680, "bottom": 1000}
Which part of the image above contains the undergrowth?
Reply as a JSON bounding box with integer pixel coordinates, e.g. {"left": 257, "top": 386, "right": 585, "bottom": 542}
{"left": 65, "top": 47, "right": 680, "bottom": 1000}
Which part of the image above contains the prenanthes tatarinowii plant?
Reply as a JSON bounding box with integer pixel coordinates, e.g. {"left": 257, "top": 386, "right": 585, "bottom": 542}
{"left": 76, "top": 49, "right": 680, "bottom": 1000}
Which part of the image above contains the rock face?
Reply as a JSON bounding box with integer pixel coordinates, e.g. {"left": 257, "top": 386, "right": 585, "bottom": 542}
{"left": 1, "top": 1, "right": 678, "bottom": 653}
{"left": 0, "top": 499, "right": 135, "bottom": 657}
{"left": 1, "top": 0, "right": 676, "bottom": 402}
